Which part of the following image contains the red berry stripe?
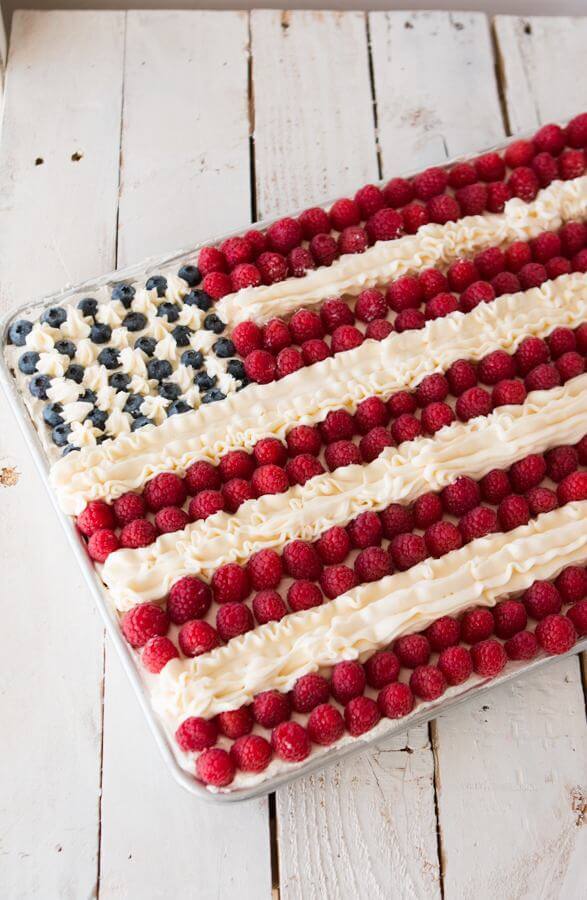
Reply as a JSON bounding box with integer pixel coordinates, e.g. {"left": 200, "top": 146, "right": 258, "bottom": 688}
{"left": 194, "top": 114, "right": 587, "bottom": 300}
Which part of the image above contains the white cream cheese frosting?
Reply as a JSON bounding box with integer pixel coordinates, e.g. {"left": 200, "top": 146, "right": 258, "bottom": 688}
{"left": 152, "top": 501, "right": 587, "bottom": 723}
{"left": 101, "top": 373, "right": 587, "bottom": 609}
{"left": 51, "top": 271, "right": 587, "bottom": 515}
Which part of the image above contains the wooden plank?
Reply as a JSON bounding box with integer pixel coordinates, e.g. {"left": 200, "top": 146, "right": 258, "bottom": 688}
{"left": 97, "top": 12, "right": 273, "bottom": 900}
{"left": 250, "top": 11, "right": 440, "bottom": 897}
{"left": 0, "top": 11, "right": 125, "bottom": 898}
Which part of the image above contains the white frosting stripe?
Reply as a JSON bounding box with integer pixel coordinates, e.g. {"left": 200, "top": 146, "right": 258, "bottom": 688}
{"left": 102, "top": 374, "right": 587, "bottom": 610}
{"left": 52, "top": 271, "right": 587, "bottom": 515}
{"left": 217, "top": 176, "right": 587, "bottom": 324}
{"left": 153, "top": 501, "right": 587, "bottom": 723}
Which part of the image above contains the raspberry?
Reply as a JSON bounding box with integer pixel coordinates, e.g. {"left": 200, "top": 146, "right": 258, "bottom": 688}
{"left": 531, "top": 231, "right": 562, "bottom": 263}
{"left": 566, "top": 112, "right": 587, "bottom": 148}
{"left": 556, "top": 566, "right": 587, "bottom": 603}
{"left": 245, "top": 229, "right": 267, "bottom": 258}
{"left": 286, "top": 454, "right": 324, "bottom": 486}
{"left": 471, "top": 639, "right": 507, "bottom": 677}
{"left": 329, "top": 197, "right": 360, "bottom": 231}
{"left": 316, "top": 526, "right": 351, "bottom": 564}
{"left": 556, "top": 351, "right": 585, "bottom": 382}
{"left": 491, "top": 271, "right": 520, "bottom": 296}
{"left": 222, "top": 478, "right": 254, "bottom": 513}
{"left": 283, "top": 540, "right": 322, "bottom": 580}
{"left": 288, "top": 247, "right": 316, "bottom": 278}
{"left": 144, "top": 472, "right": 186, "bottom": 512}
{"left": 426, "top": 292, "right": 458, "bottom": 320}
{"left": 535, "top": 614, "right": 576, "bottom": 655}
{"left": 320, "top": 298, "right": 355, "bottom": 332}
{"left": 247, "top": 548, "right": 283, "bottom": 591}
{"left": 448, "top": 162, "right": 477, "bottom": 188}
{"left": 523, "top": 581, "right": 562, "bottom": 620}
{"left": 267, "top": 217, "right": 303, "bottom": 254}
{"left": 272, "top": 721, "right": 311, "bottom": 762}
{"left": 289, "top": 309, "right": 324, "bottom": 344}
{"left": 459, "top": 506, "right": 498, "bottom": 543}
{"left": 231, "top": 263, "right": 261, "bottom": 291}
{"left": 155, "top": 505, "right": 189, "bottom": 533}
{"left": 310, "top": 233, "right": 339, "bottom": 266}
{"left": 331, "top": 325, "right": 364, "bottom": 355}
{"left": 320, "top": 409, "right": 355, "bottom": 444}
{"left": 117, "top": 519, "right": 155, "bottom": 553}
{"left": 548, "top": 327, "right": 577, "bottom": 360}
{"left": 331, "top": 660, "right": 366, "bottom": 704}
{"left": 221, "top": 236, "right": 252, "bottom": 268}
{"left": 366, "top": 208, "right": 403, "bottom": 242}
{"left": 298, "top": 206, "right": 330, "bottom": 239}
{"left": 285, "top": 423, "right": 321, "bottom": 459}
{"left": 198, "top": 246, "right": 226, "bottom": 275}
{"left": 307, "top": 703, "right": 345, "bottom": 745}
{"left": 112, "top": 492, "right": 146, "bottom": 526}
{"left": 526, "top": 486, "right": 558, "bottom": 516}
{"left": 185, "top": 460, "right": 221, "bottom": 494}
{"left": 395, "top": 309, "right": 425, "bottom": 332}
{"left": 168, "top": 576, "right": 211, "bottom": 624}
{"left": 218, "top": 450, "right": 255, "bottom": 483}
{"left": 355, "top": 289, "right": 387, "bottom": 322}
{"left": 378, "top": 681, "right": 414, "bottom": 718}
{"left": 231, "top": 321, "right": 263, "bottom": 357}
{"left": 345, "top": 695, "right": 381, "bottom": 736}
{"left": 389, "top": 532, "right": 425, "bottom": 571}
{"left": 441, "top": 476, "right": 480, "bottom": 516}
{"left": 383, "top": 177, "right": 414, "bottom": 207}
{"left": 262, "top": 318, "right": 292, "bottom": 354}
{"left": 364, "top": 650, "right": 400, "bottom": 688}
{"left": 421, "top": 402, "right": 455, "bottom": 435}
{"left": 121, "top": 602, "right": 169, "bottom": 648}
{"left": 355, "top": 546, "right": 392, "bottom": 582}
{"left": 560, "top": 221, "right": 587, "bottom": 256}
{"left": 360, "top": 426, "right": 393, "bottom": 462}
{"left": 391, "top": 413, "right": 422, "bottom": 444}
{"left": 509, "top": 454, "right": 547, "bottom": 493}
{"left": 410, "top": 665, "right": 446, "bottom": 700}
{"left": 338, "top": 226, "right": 369, "bottom": 255}
{"left": 395, "top": 633, "right": 430, "bottom": 668}
{"left": 446, "top": 359, "right": 477, "bottom": 396}
{"left": 324, "top": 440, "right": 361, "bottom": 472}
{"left": 480, "top": 469, "right": 511, "bottom": 504}
{"left": 546, "top": 256, "right": 572, "bottom": 279}
{"left": 557, "top": 471, "right": 587, "bottom": 504}
{"left": 545, "top": 446, "right": 578, "bottom": 483}
{"left": 252, "top": 590, "right": 287, "bottom": 624}
{"left": 257, "top": 251, "right": 288, "bottom": 285}
{"left": 505, "top": 241, "right": 532, "bottom": 273}
{"left": 188, "top": 489, "right": 225, "bottom": 521}
{"left": 347, "top": 510, "right": 383, "bottom": 549}
{"left": 532, "top": 152, "right": 558, "bottom": 187}
{"left": 78, "top": 500, "right": 116, "bottom": 537}
{"left": 216, "top": 602, "right": 253, "bottom": 642}
{"left": 518, "top": 262, "right": 548, "bottom": 290}
{"left": 573, "top": 248, "right": 587, "bottom": 272}
{"left": 525, "top": 363, "right": 561, "bottom": 392}
{"left": 567, "top": 600, "right": 587, "bottom": 636}
{"left": 476, "top": 152, "right": 505, "bottom": 182}
{"left": 534, "top": 122, "right": 565, "bottom": 155}
{"left": 456, "top": 385, "right": 492, "bottom": 422}
{"left": 355, "top": 396, "right": 389, "bottom": 434}
{"left": 498, "top": 494, "right": 530, "bottom": 531}
{"left": 230, "top": 735, "right": 272, "bottom": 773}
{"left": 426, "top": 616, "right": 461, "bottom": 651}
{"left": 505, "top": 139, "right": 535, "bottom": 168}
{"left": 428, "top": 194, "right": 460, "bottom": 224}
{"left": 176, "top": 716, "right": 217, "bottom": 752}
{"left": 212, "top": 563, "right": 250, "bottom": 604}
{"left": 217, "top": 707, "right": 254, "bottom": 739}
{"left": 438, "top": 646, "right": 473, "bottom": 685}
{"left": 142, "top": 636, "right": 179, "bottom": 673}
{"left": 320, "top": 564, "right": 357, "bottom": 599}
{"left": 413, "top": 167, "right": 448, "bottom": 200}
{"left": 493, "top": 599, "right": 527, "bottom": 639}
{"left": 178, "top": 619, "right": 219, "bottom": 656}
{"left": 386, "top": 275, "right": 422, "bottom": 313}
{"left": 196, "top": 748, "right": 235, "bottom": 787}
{"left": 251, "top": 464, "right": 289, "bottom": 497}
{"left": 475, "top": 247, "right": 506, "bottom": 280}
{"left": 505, "top": 630, "right": 539, "bottom": 660}
{"left": 448, "top": 258, "right": 478, "bottom": 292}
{"left": 486, "top": 181, "right": 512, "bottom": 213}
{"left": 579, "top": 435, "right": 587, "bottom": 465}
{"left": 355, "top": 183, "right": 385, "bottom": 217}
{"left": 461, "top": 607, "right": 494, "bottom": 643}
{"left": 460, "top": 280, "right": 495, "bottom": 313}
{"left": 491, "top": 378, "right": 527, "bottom": 408}
{"left": 478, "top": 349, "right": 516, "bottom": 385}
{"left": 456, "top": 183, "right": 487, "bottom": 216}
{"left": 244, "top": 349, "right": 277, "bottom": 385}
{"left": 287, "top": 580, "right": 323, "bottom": 612}
{"left": 301, "top": 338, "right": 331, "bottom": 364}
{"left": 425, "top": 521, "right": 463, "bottom": 557}
{"left": 202, "top": 271, "right": 232, "bottom": 299}
{"left": 415, "top": 373, "right": 448, "bottom": 406}
{"left": 402, "top": 202, "right": 430, "bottom": 234}
{"left": 413, "top": 492, "right": 443, "bottom": 529}
{"left": 388, "top": 391, "right": 417, "bottom": 417}
{"left": 291, "top": 673, "right": 330, "bottom": 713}
{"left": 88, "top": 528, "right": 120, "bottom": 562}
{"left": 508, "top": 167, "right": 539, "bottom": 202}
{"left": 381, "top": 503, "right": 414, "bottom": 538}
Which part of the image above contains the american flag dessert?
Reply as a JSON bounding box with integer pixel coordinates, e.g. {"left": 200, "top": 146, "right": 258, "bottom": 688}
{"left": 5, "top": 113, "right": 587, "bottom": 792}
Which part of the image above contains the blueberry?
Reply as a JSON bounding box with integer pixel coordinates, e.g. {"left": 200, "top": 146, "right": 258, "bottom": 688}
{"left": 135, "top": 336, "right": 157, "bottom": 357}
{"left": 65, "top": 365, "right": 84, "bottom": 384}
{"left": 62, "top": 444, "right": 80, "bottom": 456}
{"left": 194, "top": 372, "right": 217, "bottom": 392}
{"left": 178, "top": 264, "right": 201, "bottom": 287}
{"left": 227, "top": 359, "right": 246, "bottom": 381}
{"left": 180, "top": 349, "right": 203, "bottom": 370}
{"left": 29, "top": 374, "right": 51, "bottom": 399}
{"left": 156, "top": 302, "right": 180, "bottom": 323}
{"left": 147, "top": 358, "right": 172, "bottom": 381}
{"left": 78, "top": 297, "right": 98, "bottom": 318}
{"left": 146, "top": 275, "right": 168, "bottom": 298}
{"left": 167, "top": 400, "right": 191, "bottom": 416}
{"left": 202, "top": 388, "right": 226, "bottom": 404}
{"left": 171, "top": 325, "right": 193, "bottom": 347}
{"left": 41, "top": 307, "right": 67, "bottom": 328}
{"left": 55, "top": 339, "right": 76, "bottom": 359}
{"left": 18, "top": 351, "right": 40, "bottom": 375}
{"left": 43, "top": 402, "right": 64, "bottom": 427}
{"left": 184, "top": 290, "right": 212, "bottom": 311}
{"left": 109, "top": 372, "right": 131, "bottom": 392}
{"left": 159, "top": 381, "right": 181, "bottom": 401}
{"left": 90, "top": 323, "right": 112, "bottom": 344}
{"left": 97, "top": 348, "right": 120, "bottom": 370}
{"left": 124, "top": 394, "right": 144, "bottom": 417}
{"left": 87, "top": 407, "right": 108, "bottom": 430}
{"left": 122, "top": 312, "right": 147, "bottom": 332}
{"left": 213, "top": 338, "right": 235, "bottom": 358}
{"left": 204, "top": 313, "right": 225, "bottom": 334}
{"left": 8, "top": 319, "right": 33, "bottom": 347}
{"left": 80, "top": 388, "right": 97, "bottom": 404}
{"left": 52, "top": 423, "right": 72, "bottom": 447}
{"left": 131, "top": 415, "right": 153, "bottom": 431}
{"left": 111, "top": 283, "right": 136, "bottom": 307}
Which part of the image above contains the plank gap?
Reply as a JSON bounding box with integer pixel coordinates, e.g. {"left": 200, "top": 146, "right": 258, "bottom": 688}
{"left": 113, "top": 10, "right": 128, "bottom": 270}
{"left": 490, "top": 16, "right": 512, "bottom": 136}
{"left": 429, "top": 721, "right": 446, "bottom": 900}
{"left": 95, "top": 638, "right": 107, "bottom": 899}
{"left": 364, "top": 12, "right": 383, "bottom": 182}
{"left": 247, "top": 11, "right": 258, "bottom": 224}
{"left": 268, "top": 791, "right": 280, "bottom": 897}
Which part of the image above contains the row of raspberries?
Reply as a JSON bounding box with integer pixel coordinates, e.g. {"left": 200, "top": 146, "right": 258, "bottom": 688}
{"left": 194, "top": 114, "right": 587, "bottom": 299}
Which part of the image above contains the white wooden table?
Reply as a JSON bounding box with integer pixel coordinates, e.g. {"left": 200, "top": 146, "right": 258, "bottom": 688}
{"left": 0, "top": 10, "right": 586, "bottom": 898}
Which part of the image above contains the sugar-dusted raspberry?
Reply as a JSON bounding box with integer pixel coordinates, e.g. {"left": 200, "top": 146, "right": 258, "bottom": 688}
{"left": 301, "top": 338, "right": 331, "bottom": 364}
{"left": 244, "top": 349, "right": 277, "bottom": 385}
{"left": 461, "top": 607, "right": 494, "bottom": 644}
{"left": 475, "top": 151, "right": 505, "bottom": 182}
{"left": 288, "top": 247, "right": 316, "bottom": 278}
{"left": 202, "top": 271, "right": 232, "bottom": 299}
{"left": 546, "top": 256, "right": 572, "bottom": 279}
{"left": 346, "top": 510, "right": 382, "bottom": 550}
{"left": 320, "top": 410, "right": 355, "bottom": 444}
{"left": 168, "top": 576, "right": 212, "bottom": 624}
{"left": 87, "top": 528, "right": 120, "bottom": 562}
{"left": 514, "top": 337, "right": 548, "bottom": 379}
{"left": 218, "top": 450, "right": 255, "bottom": 483}
{"left": 289, "top": 309, "right": 324, "bottom": 344}
{"left": 493, "top": 599, "right": 527, "bottom": 639}
{"left": 247, "top": 548, "right": 283, "bottom": 591}
{"left": 394, "top": 309, "right": 425, "bottom": 333}
{"left": 425, "top": 521, "right": 463, "bottom": 558}
{"left": 364, "top": 650, "right": 400, "bottom": 688}
{"left": 320, "top": 565, "right": 357, "bottom": 600}
{"left": 324, "top": 440, "right": 361, "bottom": 472}
{"left": 112, "top": 492, "right": 146, "bottom": 526}
{"left": 257, "top": 251, "right": 288, "bottom": 285}
{"left": 383, "top": 176, "right": 415, "bottom": 207}
{"left": 378, "top": 681, "right": 415, "bottom": 719}
{"left": 413, "top": 166, "right": 448, "bottom": 200}
{"left": 456, "top": 385, "right": 492, "bottom": 422}
{"left": 498, "top": 494, "right": 531, "bottom": 531}
{"left": 287, "top": 580, "right": 323, "bottom": 612}
{"left": 142, "top": 636, "right": 179, "bottom": 673}
{"left": 212, "top": 562, "right": 250, "bottom": 604}
{"left": 122, "top": 602, "right": 169, "bottom": 648}
{"left": 230, "top": 734, "right": 272, "bottom": 773}
{"left": 221, "top": 236, "right": 252, "bottom": 267}
{"left": 77, "top": 499, "right": 115, "bottom": 536}
{"left": 421, "top": 402, "right": 455, "bottom": 435}
{"left": 509, "top": 454, "right": 547, "bottom": 494}
{"left": 298, "top": 206, "right": 330, "bottom": 239}
{"left": 390, "top": 533, "right": 426, "bottom": 571}
{"left": 176, "top": 716, "right": 218, "bottom": 752}
{"left": 567, "top": 600, "right": 587, "bottom": 636}
{"left": 448, "top": 258, "right": 478, "bottom": 292}
{"left": 360, "top": 426, "right": 394, "bottom": 462}
{"left": 556, "top": 566, "right": 587, "bottom": 603}
{"left": 155, "top": 505, "right": 189, "bottom": 534}
{"left": 216, "top": 602, "right": 254, "bottom": 642}
{"left": 272, "top": 721, "right": 311, "bottom": 762}
{"left": 536, "top": 614, "right": 576, "bottom": 655}
{"left": 456, "top": 183, "right": 488, "bottom": 216}
{"left": 410, "top": 664, "right": 446, "bottom": 700}
{"left": 518, "top": 262, "right": 548, "bottom": 290}
{"left": 438, "top": 645, "right": 473, "bottom": 685}
{"left": 545, "top": 445, "right": 578, "bottom": 483}
{"left": 460, "top": 280, "right": 495, "bottom": 313}
{"left": 196, "top": 747, "right": 235, "bottom": 787}
{"left": 557, "top": 471, "right": 587, "bottom": 504}
{"left": 534, "top": 122, "right": 565, "bottom": 155}
{"left": 291, "top": 673, "right": 330, "bottom": 713}
{"left": 446, "top": 359, "right": 477, "bottom": 397}
{"left": 523, "top": 580, "right": 562, "bottom": 620}
{"left": 317, "top": 525, "right": 351, "bottom": 564}
{"left": 355, "top": 288, "right": 387, "bottom": 323}
{"left": 320, "top": 299, "right": 354, "bottom": 334}
{"left": 471, "top": 639, "right": 507, "bottom": 677}
{"left": 491, "top": 378, "right": 527, "bottom": 409}
{"left": 331, "top": 659, "right": 366, "bottom": 704}
{"left": 267, "top": 217, "right": 303, "bottom": 254}
{"left": 526, "top": 486, "right": 558, "bottom": 516}
{"left": 355, "top": 183, "right": 385, "bottom": 217}
{"left": 491, "top": 271, "right": 521, "bottom": 296}
{"left": 354, "top": 397, "right": 389, "bottom": 435}
{"left": 426, "top": 616, "right": 461, "bottom": 652}
{"left": 508, "top": 166, "right": 539, "bottom": 202}
{"left": 231, "top": 263, "right": 262, "bottom": 291}
{"left": 331, "top": 324, "right": 364, "bottom": 354}
{"left": 345, "top": 695, "right": 381, "bottom": 736}
{"left": 441, "top": 476, "right": 480, "bottom": 516}
{"left": 559, "top": 149, "right": 586, "bottom": 180}
{"left": 525, "top": 362, "right": 561, "bottom": 392}
{"left": 252, "top": 590, "right": 287, "bottom": 624}
{"left": 505, "top": 138, "right": 535, "bottom": 168}
{"left": 381, "top": 502, "right": 414, "bottom": 538}
{"left": 531, "top": 151, "right": 558, "bottom": 187}
{"left": 573, "top": 248, "right": 587, "bottom": 272}
{"left": 307, "top": 703, "right": 345, "bottom": 745}
{"left": 283, "top": 540, "right": 322, "bottom": 580}
{"left": 505, "top": 630, "right": 539, "bottom": 660}
{"left": 448, "top": 161, "right": 477, "bottom": 188}
{"left": 459, "top": 506, "right": 498, "bottom": 543}
{"left": 144, "top": 472, "right": 186, "bottom": 513}
{"left": 486, "top": 181, "right": 513, "bottom": 213}
{"left": 402, "top": 202, "right": 430, "bottom": 234}
{"left": 188, "top": 489, "right": 225, "bottom": 521}
{"left": 198, "top": 245, "right": 227, "bottom": 275}
{"left": 329, "top": 197, "right": 360, "bottom": 231}
{"left": 395, "top": 633, "right": 431, "bottom": 668}
{"left": 413, "top": 492, "right": 443, "bottom": 529}
{"left": 222, "top": 478, "right": 254, "bottom": 513}
{"left": 251, "top": 464, "right": 289, "bottom": 497}
{"left": 427, "top": 194, "right": 461, "bottom": 224}
{"left": 556, "top": 351, "right": 585, "bottom": 382}
{"left": 338, "top": 225, "right": 369, "bottom": 255}
{"left": 366, "top": 208, "right": 403, "bottom": 242}
{"left": 217, "top": 706, "right": 254, "bottom": 740}
{"left": 185, "top": 460, "right": 221, "bottom": 495}
{"left": 355, "top": 546, "right": 392, "bottom": 582}
{"left": 478, "top": 349, "right": 516, "bottom": 385}
{"left": 178, "top": 619, "right": 220, "bottom": 657}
